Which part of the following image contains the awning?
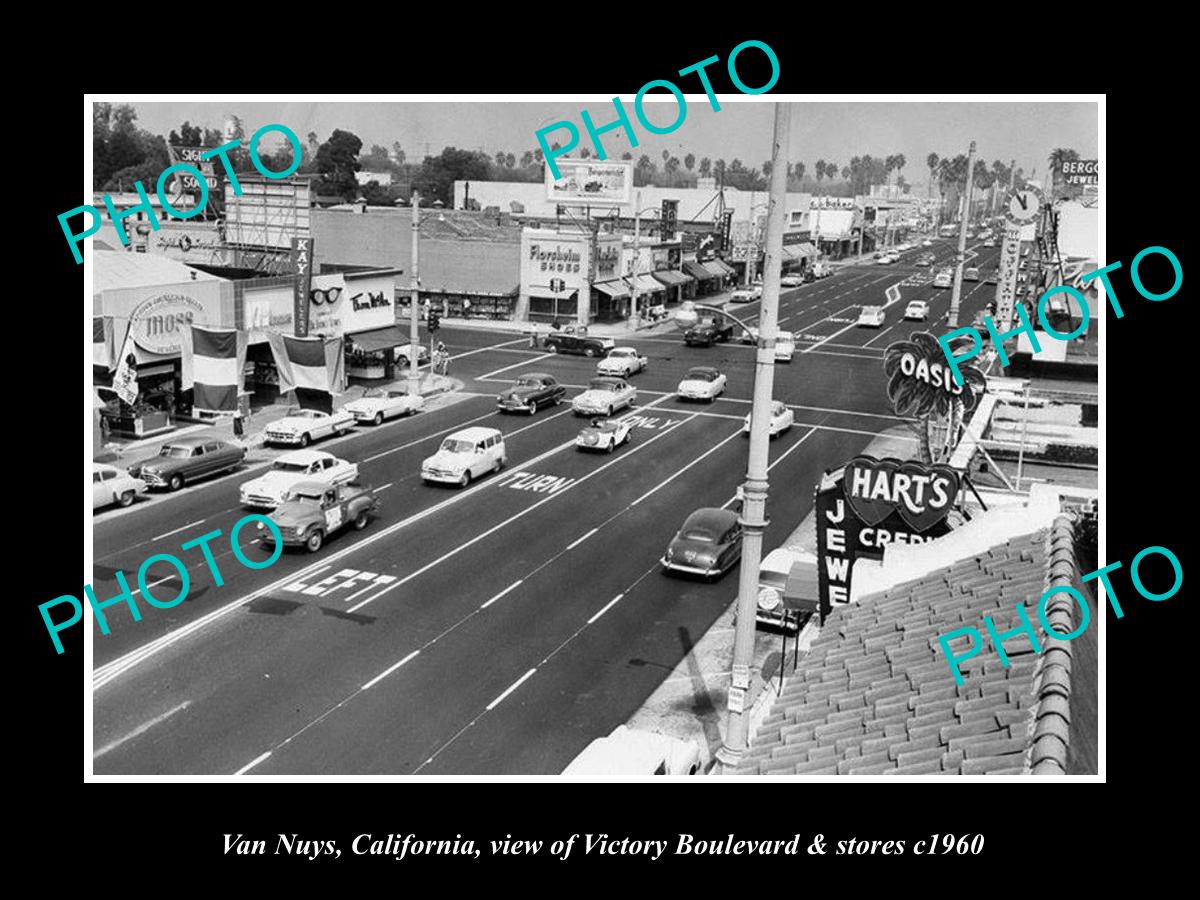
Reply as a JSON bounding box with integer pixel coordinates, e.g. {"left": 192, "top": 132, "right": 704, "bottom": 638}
{"left": 593, "top": 279, "right": 630, "bottom": 300}
{"left": 795, "top": 242, "right": 817, "bottom": 258}
{"left": 626, "top": 274, "right": 664, "bottom": 294}
{"left": 781, "top": 246, "right": 801, "bottom": 260}
{"left": 347, "top": 324, "right": 411, "bottom": 353}
{"left": 683, "top": 261, "right": 717, "bottom": 281}
{"left": 703, "top": 261, "right": 730, "bottom": 279}
{"left": 652, "top": 269, "right": 693, "bottom": 287}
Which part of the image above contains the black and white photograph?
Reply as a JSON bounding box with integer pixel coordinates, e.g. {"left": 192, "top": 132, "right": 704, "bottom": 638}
{"left": 76, "top": 95, "right": 1110, "bottom": 780}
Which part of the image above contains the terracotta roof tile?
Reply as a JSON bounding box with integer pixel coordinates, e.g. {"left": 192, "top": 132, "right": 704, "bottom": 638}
{"left": 961, "top": 736, "right": 1026, "bottom": 758}
{"left": 889, "top": 759, "right": 947, "bottom": 775}
{"left": 940, "top": 719, "right": 1001, "bottom": 743}
{"left": 838, "top": 750, "right": 894, "bottom": 774}
{"left": 962, "top": 757, "right": 1026, "bottom": 775}
{"left": 807, "top": 745, "right": 837, "bottom": 762}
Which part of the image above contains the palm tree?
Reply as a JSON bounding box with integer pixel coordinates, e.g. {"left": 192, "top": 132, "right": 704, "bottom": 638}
{"left": 885, "top": 154, "right": 898, "bottom": 185}
{"left": 494, "top": 151, "right": 506, "bottom": 168}
{"left": 814, "top": 159, "right": 826, "bottom": 188}
{"left": 1048, "top": 147, "right": 1079, "bottom": 198}
{"left": 841, "top": 166, "right": 850, "bottom": 182}
{"left": 533, "top": 148, "right": 544, "bottom": 164}
{"left": 762, "top": 160, "right": 772, "bottom": 179}
{"left": 520, "top": 150, "right": 533, "bottom": 168}
{"left": 580, "top": 146, "right": 592, "bottom": 159}
{"left": 699, "top": 157, "right": 711, "bottom": 178}
{"left": 666, "top": 156, "right": 681, "bottom": 174}
{"left": 505, "top": 153, "right": 515, "bottom": 168}
{"left": 794, "top": 161, "right": 806, "bottom": 183}
{"left": 893, "top": 153, "right": 906, "bottom": 185}
{"left": 926, "top": 152, "right": 939, "bottom": 198}
{"left": 662, "top": 149, "right": 670, "bottom": 164}
{"left": 684, "top": 152, "right": 695, "bottom": 172}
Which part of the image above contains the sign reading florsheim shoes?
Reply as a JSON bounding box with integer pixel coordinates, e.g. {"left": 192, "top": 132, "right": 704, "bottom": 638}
{"left": 815, "top": 456, "right": 961, "bottom": 623}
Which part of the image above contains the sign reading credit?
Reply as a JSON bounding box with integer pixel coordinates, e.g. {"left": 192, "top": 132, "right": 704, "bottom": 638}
{"left": 815, "top": 456, "right": 960, "bottom": 623}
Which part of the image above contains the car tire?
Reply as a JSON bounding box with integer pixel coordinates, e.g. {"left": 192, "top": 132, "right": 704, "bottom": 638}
{"left": 493, "top": 457, "right": 503, "bottom": 474}
{"left": 546, "top": 343, "right": 559, "bottom": 354}
{"left": 527, "top": 400, "right": 538, "bottom": 415}
{"left": 606, "top": 439, "right": 615, "bottom": 454}
{"left": 584, "top": 348, "right": 596, "bottom": 358}
{"left": 299, "top": 433, "right": 310, "bottom": 448}
{"left": 118, "top": 490, "right": 134, "bottom": 508}
{"left": 554, "top": 395, "right": 563, "bottom": 406}
{"left": 460, "top": 471, "right": 471, "bottom": 488}
{"left": 305, "top": 529, "right": 324, "bottom": 553}
{"left": 607, "top": 405, "right": 614, "bottom": 417}
{"left": 353, "top": 510, "right": 369, "bottom": 530}
{"left": 373, "top": 412, "right": 384, "bottom": 426}
{"left": 168, "top": 474, "right": 184, "bottom": 492}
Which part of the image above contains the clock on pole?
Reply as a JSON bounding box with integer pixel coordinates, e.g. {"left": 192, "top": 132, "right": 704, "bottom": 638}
{"left": 1004, "top": 185, "right": 1045, "bottom": 226}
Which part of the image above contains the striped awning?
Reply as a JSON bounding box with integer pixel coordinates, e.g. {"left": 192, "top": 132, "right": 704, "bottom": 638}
{"left": 593, "top": 279, "right": 630, "bottom": 300}
{"left": 683, "top": 260, "right": 717, "bottom": 281}
{"left": 709, "top": 259, "right": 737, "bottom": 277}
{"left": 652, "top": 269, "right": 693, "bottom": 287}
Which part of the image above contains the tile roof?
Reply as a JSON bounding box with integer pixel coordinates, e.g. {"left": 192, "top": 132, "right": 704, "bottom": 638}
{"left": 736, "top": 515, "right": 1084, "bottom": 776}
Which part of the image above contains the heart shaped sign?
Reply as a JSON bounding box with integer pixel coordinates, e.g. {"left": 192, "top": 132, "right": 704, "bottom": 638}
{"left": 843, "top": 456, "right": 898, "bottom": 526}
{"left": 894, "top": 461, "right": 960, "bottom": 532}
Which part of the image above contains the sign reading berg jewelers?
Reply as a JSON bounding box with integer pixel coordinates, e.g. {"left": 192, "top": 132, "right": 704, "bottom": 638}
{"left": 815, "top": 456, "right": 961, "bottom": 623}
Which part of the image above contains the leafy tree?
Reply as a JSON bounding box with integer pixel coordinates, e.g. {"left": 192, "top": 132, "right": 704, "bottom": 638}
{"left": 505, "top": 153, "right": 515, "bottom": 168}
{"left": 580, "top": 146, "right": 592, "bottom": 158}
{"left": 392, "top": 142, "right": 406, "bottom": 165}
{"left": 314, "top": 129, "right": 364, "bottom": 199}
{"left": 684, "top": 152, "right": 695, "bottom": 172}
{"left": 699, "top": 157, "right": 712, "bottom": 178}
{"left": 520, "top": 150, "right": 534, "bottom": 168}
{"left": 361, "top": 143, "right": 393, "bottom": 173}
{"left": 494, "top": 151, "right": 506, "bottom": 168}
{"left": 841, "top": 166, "right": 850, "bottom": 181}
{"left": 814, "top": 159, "right": 826, "bottom": 185}
{"left": 412, "top": 146, "right": 492, "bottom": 205}
{"left": 662, "top": 149, "right": 670, "bottom": 163}
{"left": 620, "top": 151, "right": 633, "bottom": 161}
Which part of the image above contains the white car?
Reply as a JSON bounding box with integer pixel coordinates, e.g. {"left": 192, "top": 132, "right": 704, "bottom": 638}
{"left": 774, "top": 331, "right": 796, "bottom": 363}
{"left": 421, "top": 426, "right": 506, "bottom": 487}
{"left": 983, "top": 238, "right": 995, "bottom": 248}
{"left": 933, "top": 270, "right": 953, "bottom": 289}
{"left": 743, "top": 400, "right": 795, "bottom": 438}
{"left": 922, "top": 239, "right": 933, "bottom": 247}
{"left": 857, "top": 306, "right": 886, "bottom": 328}
{"left": 576, "top": 417, "right": 634, "bottom": 453}
{"left": 677, "top": 366, "right": 727, "bottom": 402}
{"left": 395, "top": 344, "right": 430, "bottom": 367}
{"left": 343, "top": 387, "right": 424, "bottom": 425}
{"left": 239, "top": 450, "right": 359, "bottom": 509}
{"left": 597, "top": 346, "right": 647, "bottom": 377}
{"left": 561, "top": 725, "right": 702, "bottom": 776}
{"left": 92, "top": 462, "right": 146, "bottom": 510}
{"left": 729, "top": 286, "right": 762, "bottom": 303}
{"left": 904, "top": 300, "right": 930, "bottom": 321}
{"left": 572, "top": 377, "right": 637, "bottom": 416}
{"left": 877, "top": 254, "right": 895, "bottom": 265}
{"left": 265, "top": 407, "right": 356, "bottom": 447}
{"left": 780, "top": 274, "right": 804, "bottom": 287}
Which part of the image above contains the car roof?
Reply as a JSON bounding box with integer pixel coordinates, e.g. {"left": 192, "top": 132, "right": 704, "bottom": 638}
{"left": 560, "top": 726, "right": 676, "bottom": 775}
{"left": 683, "top": 507, "right": 738, "bottom": 529}
{"left": 685, "top": 366, "right": 719, "bottom": 376}
{"left": 589, "top": 376, "right": 625, "bottom": 387}
{"left": 92, "top": 462, "right": 116, "bottom": 473}
{"left": 449, "top": 426, "right": 503, "bottom": 440}
{"left": 610, "top": 346, "right": 638, "bottom": 353}
{"left": 162, "top": 436, "right": 210, "bottom": 448}
{"left": 276, "top": 449, "right": 333, "bottom": 465}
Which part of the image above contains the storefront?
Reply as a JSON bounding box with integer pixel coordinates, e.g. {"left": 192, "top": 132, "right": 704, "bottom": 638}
{"left": 520, "top": 228, "right": 623, "bottom": 324}
{"left": 683, "top": 258, "right": 721, "bottom": 296}
{"left": 621, "top": 239, "right": 687, "bottom": 319}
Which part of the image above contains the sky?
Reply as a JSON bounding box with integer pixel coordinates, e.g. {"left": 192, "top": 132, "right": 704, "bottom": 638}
{"left": 122, "top": 99, "right": 1098, "bottom": 189}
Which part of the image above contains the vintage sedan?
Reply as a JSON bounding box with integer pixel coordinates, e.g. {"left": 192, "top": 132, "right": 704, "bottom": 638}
{"left": 576, "top": 417, "right": 633, "bottom": 453}
{"left": 129, "top": 437, "right": 246, "bottom": 492}
{"left": 561, "top": 725, "right": 702, "bottom": 776}
{"left": 683, "top": 318, "right": 734, "bottom": 346}
{"left": 857, "top": 306, "right": 886, "bottom": 328}
{"left": 676, "top": 366, "right": 727, "bottom": 402}
{"left": 597, "top": 346, "right": 647, "bottom": 377}
{"left": 265, "top": 407, "right": 356, "bottom": 447}
{"left": 394, "top": 343, "right": 430, "bottom": 367}
{"left": 780, "top": 273, "right": 805, "bottom": 287}
{"left": 572, "top": 377, "right": 637, "bottom": 417}
{"left": 239, "top": 450, "right": 358, "bottom": 509}
{"left": 92, "top": 462, "right": 146, "bottom": 509}
{"left": 743, "top": 400, "right": 795, "bottom": 438}
{"left": 744, "top": 327, "right": 796, "bottom": 362}
{"left": 904, "top": 300, "right": 930, "bottom": 321}
{"left": 257, "top": 481, "right": 379, "bottom": 553}
{"left": 661, "top": 507, "right": 743, "bottom": 580}
{"left": 729, "top": 285, "right": 762, "bottom": 303}
{"left": 497, "top": 373, "right": 565, "bottom": 414}
{"left": 344, "top": 387, "right": 424, "bottom": 425}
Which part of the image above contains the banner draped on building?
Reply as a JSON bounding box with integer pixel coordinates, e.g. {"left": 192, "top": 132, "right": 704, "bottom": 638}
{"left": 266, "top": 333, "right": 346, "bottom": 400}
{"left": 111, "top": 319, "right": 139, "bottom": 406}
{"left": 181, "top": 325, "right": 247, "bottom": 414}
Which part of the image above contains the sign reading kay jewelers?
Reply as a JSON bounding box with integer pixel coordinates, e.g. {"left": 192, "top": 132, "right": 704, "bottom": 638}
{"left": 815, "top": 456, "right": 961, "bottom": 624}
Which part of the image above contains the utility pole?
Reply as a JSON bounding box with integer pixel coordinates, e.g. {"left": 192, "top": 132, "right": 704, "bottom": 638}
{"left": 715, "top": 102, "right": 791, "bottom": 775}
{"left": 629, "top": 190, "right": 641, "bottom": 330}
{"left": 948, "top": 140, "right": 976, "bottom": 328}
{"left": 408, "top": 191, "right": 422, "bottom": 396}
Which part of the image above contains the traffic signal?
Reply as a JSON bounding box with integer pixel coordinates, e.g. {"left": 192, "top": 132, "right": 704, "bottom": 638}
{"left": 428, "top": 310, "right": 440, "bottom": 333}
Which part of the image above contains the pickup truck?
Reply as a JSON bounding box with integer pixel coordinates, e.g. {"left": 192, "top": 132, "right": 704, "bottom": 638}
{"left": 258, "top": 480, "right": 380, "bottom": 553}
{"left": 543, "top": 330, "right": 615, "bottom": 358}
{"left": 684, "top": 317, "right": 735, "bottom": 347}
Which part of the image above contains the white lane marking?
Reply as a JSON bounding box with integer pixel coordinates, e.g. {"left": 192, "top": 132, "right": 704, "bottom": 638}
{"left": 478, "top": 353, "right": 553, "bottom": 380}
{"left": 281, "top": 565, "right": 332, "bottom": 593}
{"left": 361, "top": 650, "right": 421, "bottom": 691}
{"left": 93, "top": 425, "right": 596, "bottom": 690}
{"left": 714, "top": 397, "right": 908, "bottom": 420}
{"left": 152, "top": 520, "right": 205, "bottom": 541}
{"left": 372, "top": 483, "right": 393, "bottom": 492}
{"left": 486, "top": 668, "right": 537, "bottom": 711}
{"left": 864, "top": 320, "right": 903, "bottom": 347}
{"left": 481, "top": 580, "right": 523, "bottom": 609}
{"left": 447, "top": 337, "right": 532, "bottom": 361}
{"left": 629, "top": 428, "right": 743, "bottom": 506}
{"left": 129, "top": 573, "right": 176, "bottom": 598}
{"left": 499, "top": 406, "right": 574, "bottom": 438}
{"left": 340, "top": 575, "right": 393, "bottom": 606}
{"left": 566, "top": 528, "right": 598, "bottom": 550}
{"left": 587, "top": 593, "right": 624, "bottom": 625}
{"left": 362, "top": 408, "right": 499, "bottom": 463}
{"left": 233, "top": 751, "right": 271, "bottom": 776}
{"left": 93, "top": 700, "right": 191, "bottom": 760}
{"left": 722, "top": 427, "right": 819, "bottom": 510}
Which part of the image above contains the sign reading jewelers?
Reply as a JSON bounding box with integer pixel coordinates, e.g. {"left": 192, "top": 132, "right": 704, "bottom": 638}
{"left": 815, "top": 456, "right": 961, "bottom": 623}
{"left": 291, "top": 237, "right": 314, "bottom": 337}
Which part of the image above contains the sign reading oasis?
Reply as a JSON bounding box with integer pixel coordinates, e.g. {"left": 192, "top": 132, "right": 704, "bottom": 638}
{"left": 885, "top": 331, "right": 985, "bottom": 418}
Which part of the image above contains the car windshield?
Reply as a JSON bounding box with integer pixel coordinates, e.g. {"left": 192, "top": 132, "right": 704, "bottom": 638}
{"left": 159, "top": 445, "right": 191, "bottom": 458}
{"left": 441, "top": 439, "right": 475, "bottom": 453}
{"left": 290, "top": 490, "right": 324, "bottom": 502}
{"left": 286, "top": 409, "right": 318, "bottom": 418}
{"left": 589, "top": 379, "right": 617, "bottom": 391}
{"left": 272, "top": 460, "right": 310, "bottom": 473}
{"left": 610, "top": 349, "right": 633, "bottom": 358}
{"left": 516, "top": 377, "right": 542, "bottom": 388}
{"left": 362, "top": 387, "right": 386, "bottom": 398}
{"left": 686, "top": 369, "right": 716, "bottom": 381}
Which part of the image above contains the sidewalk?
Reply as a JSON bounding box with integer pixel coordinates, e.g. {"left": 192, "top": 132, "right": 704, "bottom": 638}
{"left": 94, "top": 373, "right": 462, "bottom": 469}
{"left": 624, "top": 425, "right": 920, "bottom": 773}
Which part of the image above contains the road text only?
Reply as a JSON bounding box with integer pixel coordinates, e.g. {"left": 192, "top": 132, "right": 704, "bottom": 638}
{"left": 936, "top": 545, "right": 1182, "bottom": 685}
{"left": 59, "top": 123, "right": 304, "bottom": 264}
{"left": 937, "top": 245, "right": 1182, "bottom": 385}
{"left": 535, "top": 40, "right": 780, "bottom": 181}
{"left": 41, "top": 515, "right": 282, "bottom": 654}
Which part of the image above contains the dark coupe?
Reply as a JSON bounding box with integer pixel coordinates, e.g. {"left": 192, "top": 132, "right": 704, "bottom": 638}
{"left": 660, "top": 507, "right": 743, "bottom": 580}
{"left": 684, "top": 317, "right": 735, "bottom": 347}
{"left": 497, "top": 373, "right": 566, "bottom": 414}
{"left": 129, "top": 436, "right": 246, "bottom": 492}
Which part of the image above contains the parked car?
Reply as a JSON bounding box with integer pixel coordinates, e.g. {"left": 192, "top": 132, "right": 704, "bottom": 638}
{"left": 239, "top": 450, "right": 358, "bottom": 510}
{"left": 756, "top": 547, "right": 815, "bottom": 633}
{"left": 904, "top": 300, "right": 930, "bottom": 321}
{"left": 394, "top": 344, "right": 430, "bottom": 367}
{"left": 597, "top": 346, "right": 647, "bottom": 377}
{"left": 129, "top": 437, "right": 246, "bottom": 492}
{"left": 572, "top": 377, "right": 636, "bottom": 417}
{"left": 933, "top": 270, "right": 953, "bottom": 289}
{"left": 575, "top": 417, "right": 633, "bottom": 453}
{"left": 497, "top": 373, "right": 566, "bottom": 414}
{"left": 265, "top": 408, "right": 356, "bottom": 447}
{"left": 561, "top": 725, "right": 702, "bottom": 776}
{"left": 857, "top": 306, "right": 886, "bottom": 328}
{"left": 421, "top": 426, "right": 506, "bottom": 487}
{"left": 811, "top": 261, "right": 832, "bottom": 278}
{"left": 780, "top": 273, "right": 804, "bottom": 287}
{"left": 683, "top": 317, "right": 734, "bottom": 346}
{"left": 257, "top": 481, "right": 379, "bottom": 553}
{"left": 92, "top": 462, "right": 146, "bottom": 510}
{"left": 922, "top": 239, "right": 933, "bottom": 247}
{"left": 661, "top": 507, "right": 743, "bottom": 580}
{"left": 344, "top": 387, "right": 424, "bottom": 425}
{"left": 743, "top": 400, "right": 794, "bottom": 438}
{"left": 964, "top": 267, "right": 980, "bottom": 282}
{"left": 676, "top": 366, "right": 727, "bottom": 402}
{"left": 544, "top": 330, "right": 615, "bottom": 357}
{"left": 983, "top": 238, "right": 995, "bottom": 248}
{"left": 730, "top": 285, "right": 762, "bottom": 303}
{"left": 914, "top": 255, "right": 932, "bottom": 268}
{"left": 985, "top": 269, "right": 999, "bottom": 285}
